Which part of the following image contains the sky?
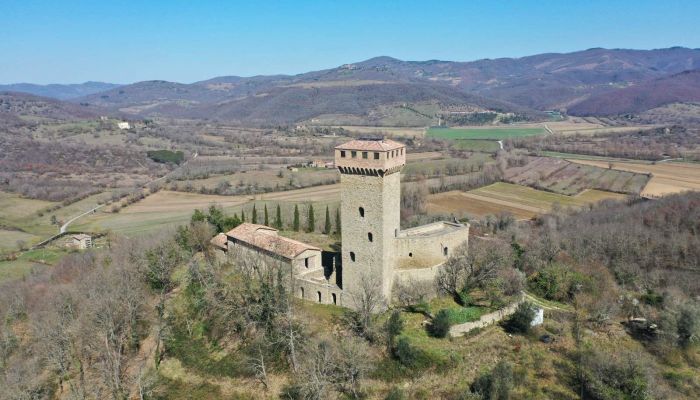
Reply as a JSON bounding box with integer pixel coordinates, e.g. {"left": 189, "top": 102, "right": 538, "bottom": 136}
{"left": 1, "top": 0, "right": 699, "bottom": 84}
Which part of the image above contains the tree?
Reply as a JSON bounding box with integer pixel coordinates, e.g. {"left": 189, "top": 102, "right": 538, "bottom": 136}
{"left": 436, "top": 239, "right": 513, "bottom": 302}
{"left": 335, "top": 208, "right": 341, "bottom": 235}
{"left": 470, "top": 360, "right": 514, "bottom": 400}
{"left": 677, "top": 304, "right": 700, "bottom": 348}
{"left": 241, "top": 210, "right": 246, "bottom": 222}
{"left": 504, "top": 301, "right": 536, "bottom": 334}
{"left": 307, "top": 204, "right": 315, "bottom": 233}
{"left": 348, "top": 274, "right": 385, "bottom": 339}
{"left": 144, "top": 241, "right": 183, "bottom": 368}
{"left": 274, "top": 204, "right": 283, "bottom": 229}
{"left": 264, "top": 204, "right": 269, "bottom": 226}
{"left": 385, "top": 310, "right": 404, "bottom": 352}
{"left": 252, "top": 204, "right": 258, "bottom": 224}
{"left": 324, "top": 206, "right": 331, "bottom": 234}
{"left": 293, "top": 205, "right": 300, "bottom": 232}
{"left": 429, "top": 309, "right": 452, "bottom": 338}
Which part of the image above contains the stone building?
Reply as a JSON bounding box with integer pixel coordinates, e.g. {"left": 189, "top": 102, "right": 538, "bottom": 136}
{"left": 216, "top": 139, "right": 469, "bottom": 310}
{"left": 67, "top": 234, "right": 92, "bottom": 249}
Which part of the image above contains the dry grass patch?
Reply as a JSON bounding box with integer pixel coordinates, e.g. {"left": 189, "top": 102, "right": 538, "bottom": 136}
{"left": 569, "top": 159, "right": 700, "bottom": 197}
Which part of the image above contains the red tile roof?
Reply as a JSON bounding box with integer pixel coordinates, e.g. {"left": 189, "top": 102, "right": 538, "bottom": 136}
{"left": 335, "top": 139, "right": 404, "bottom": 152}
{"left": 210, "top": 233, "right": 228, "bottom": 250}
{"left": 225, "top": 223, "right": 320, "bottom": 259}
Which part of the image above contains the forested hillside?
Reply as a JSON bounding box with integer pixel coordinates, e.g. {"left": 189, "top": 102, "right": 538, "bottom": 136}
{"left": 2, "top": 193, "right": 698, "bottom": 399}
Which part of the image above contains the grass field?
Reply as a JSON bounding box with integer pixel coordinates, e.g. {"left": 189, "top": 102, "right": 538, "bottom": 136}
{"left": 453, "top": 139, "right": 502, "bottom": 152}
{"left": 569, "top": 159, "right": 700, "bottom": 197}
{"left": 427, "top": 182, "right": 626, "bottom": 220}
{"left": 0, "top": 248, "right": 66, "bottom": 282}
{"left": 427, "top": 127, "right": 547, "bottom": 140}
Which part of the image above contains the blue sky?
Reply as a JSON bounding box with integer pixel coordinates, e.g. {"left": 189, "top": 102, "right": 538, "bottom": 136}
{"left": 1, "top": 0, "right": 698, "bottom": 84}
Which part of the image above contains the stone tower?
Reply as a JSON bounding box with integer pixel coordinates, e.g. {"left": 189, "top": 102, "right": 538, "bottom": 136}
{"left": 335, "top": 139, "right": 406, "bottom": 304}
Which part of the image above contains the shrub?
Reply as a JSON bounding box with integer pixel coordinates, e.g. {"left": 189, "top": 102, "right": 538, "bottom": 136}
{"left": 394, "top": 337, "right": 445, "bottom": 371}
{"left": 458, "top": 289, "right": 474, "bottom": 306}
{"left": 503, "top": 302, "right": 536, "bottom": 334}
{"left": 640, "top": 289, "right": 664, "bottom": 307}
{"left": 384, "top": 387, "right": 407, "bottom": 400}
{"left": 470, "top": 360, "right": 515, "bottom": 400}
{"left": 429, "top": 309, "right": 452, "bottom": 338}
{"left": 579, "top": 350, "right": 652, "bottom": 400}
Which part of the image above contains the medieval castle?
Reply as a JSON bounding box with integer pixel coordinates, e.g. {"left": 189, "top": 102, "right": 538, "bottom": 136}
{"left": 212, "top": 139, "right": 470, "bottom": 309}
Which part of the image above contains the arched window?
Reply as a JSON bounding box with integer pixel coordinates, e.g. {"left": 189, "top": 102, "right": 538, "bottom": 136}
{"left": 332, "top": 293, "right": 337, "bottom": 305}
{"left": 368, "top": 232, "right": 373, "bottom": 242}
{"left": 408, "top": 252, "right": 413, "bottom": 257}
{"left": 444, "top": 247, "right": 449, "bottom": 256}
{"left": 300, "top": 287, "right": 305, "bottom": 299}
{"left": 350, "top": 252, "right": 356, "bottom": 262}
{"left": 359, "top": 207, "right": 364, "bottom": 217}
{"left": 317, "top": 291, "right": 322, "bottom": 303}
{"left": 304, "top": 258, "right": 309, "bottom": 268}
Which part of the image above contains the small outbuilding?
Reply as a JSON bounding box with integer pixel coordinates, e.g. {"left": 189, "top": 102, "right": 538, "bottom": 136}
{"left": 69, "top": 234, "right": 92, "bottom": 249}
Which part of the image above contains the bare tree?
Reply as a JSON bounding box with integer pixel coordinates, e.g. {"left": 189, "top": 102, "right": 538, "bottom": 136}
{"left": 436, "top": 239, "right": 513, "bottom": 299}
{"left": 348, "top": 273, "right": 386, "bottom": 338}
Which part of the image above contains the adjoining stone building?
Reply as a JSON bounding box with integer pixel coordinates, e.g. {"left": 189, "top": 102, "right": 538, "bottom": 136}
{"left": 66, "top": 234, "right": 92, "bottom": 249}
{"left": 214, "top": 139, "right": 469, "bottom": 309}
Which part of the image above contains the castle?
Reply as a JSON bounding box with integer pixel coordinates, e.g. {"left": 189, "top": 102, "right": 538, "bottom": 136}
{"left": 214, "top": 139, "right": 470, "bottom": 309}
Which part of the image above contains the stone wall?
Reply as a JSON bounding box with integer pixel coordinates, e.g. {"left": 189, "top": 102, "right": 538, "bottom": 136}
{"left": 393, "top": 222, "right": 469, "bottom": 271}
{"left": 295, "top": 275, "right": 344, "bottom": 306}
{"left": 448, "top": 294, "right": 526, "bottom": 338}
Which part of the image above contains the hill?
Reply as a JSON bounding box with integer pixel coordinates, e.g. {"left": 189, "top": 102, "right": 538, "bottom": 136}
{"left": 69, "top": 47, "right": 700, "bottom": 124}
{"left": 568, "top": 69, "right": 700, "bottom": 116}
{"left": 0, "top": 81, "right": 120, "bottom": 100}
{"left": 0, "top": 91, "right": 103, "bottom": 124}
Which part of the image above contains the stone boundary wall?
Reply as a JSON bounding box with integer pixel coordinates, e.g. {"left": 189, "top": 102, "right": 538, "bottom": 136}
{"left": 449, "top": 294, "right": 525, "bottom": 338}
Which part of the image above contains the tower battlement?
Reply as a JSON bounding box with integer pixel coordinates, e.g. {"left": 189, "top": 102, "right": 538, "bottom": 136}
{"left": 335, "top": 139, "right": 405, "bottom": 176}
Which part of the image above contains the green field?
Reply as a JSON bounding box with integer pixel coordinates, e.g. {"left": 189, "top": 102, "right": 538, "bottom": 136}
{"left": 453, "top": 139, "right": 502, "bottom": 152}
{"left": 0, "top": 248, "right": 67, "bottom": 282}
{"left": 427, "top": 127, "right": 547, "bottom": 140}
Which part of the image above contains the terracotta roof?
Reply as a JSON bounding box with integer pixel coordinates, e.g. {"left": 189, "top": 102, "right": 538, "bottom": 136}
{"left": 210, "top": 233, "right": 228, "bottom": 250}
{"left": 335, "top": 139, "right": 405, "bottom": 152}
{"left": 225, "top": 223, "right": 320, "bottom": 259}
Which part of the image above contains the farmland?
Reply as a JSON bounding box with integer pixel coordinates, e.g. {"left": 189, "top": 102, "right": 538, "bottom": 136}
{"left": 504, "top": 157, "right": 650, "bottom": 195}
{"left": 427, "top": 126, "right": 547, "bottom": 140}
{"left": 427, "top": 182, "right": 626, "bottom": 220}
{"left": 569, "top": 159, "right": 700, "bottom": 197}
{"left": 72, "top": 186, "right": 342, "bottom": 236}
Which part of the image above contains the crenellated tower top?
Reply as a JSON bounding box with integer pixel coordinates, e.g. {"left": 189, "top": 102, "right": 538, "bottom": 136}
{"left": 334, "top": 139, "right": 406, "bottom": 176}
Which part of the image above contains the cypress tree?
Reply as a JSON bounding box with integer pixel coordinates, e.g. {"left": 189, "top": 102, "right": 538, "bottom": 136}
{"left": 324, "top": 205, "right": 331, "bottom": 234}
{"left": 275, "top": 204, "right": 283, "bottom": 229}
{"left": 241, "top": 210, "right": 246, "bottom": 222}
{"left": 307, "top": 204, "right": 315, "bottom": 232}
{"left": 335, "top": 208, "right": 341, "bottom": 235}
{"left": 252, "top": 204, "right": 258, "bottom": 224}
{"left": 264, "top": 204, "right": 269, "bottom": 226}
{"left": 293, "top": 205, "right": 300, "bottom": 232}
